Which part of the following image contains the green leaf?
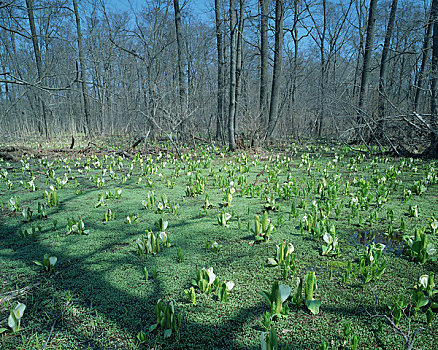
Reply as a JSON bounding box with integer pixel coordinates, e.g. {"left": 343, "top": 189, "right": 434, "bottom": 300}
{"left": 258, "top": 291, "right": 273, "bottom": 307}
{"left": 306, "top": 299, "right": 321, "bottom": 315}
{"left": 266, "top": 258, "right": 278, "bottom": 266}
{"left": 149, "top": 323, "right": 158, "bottom": 332}
{"left": 278, "top": 284, "right": 292, "bottom": 303}
{"left": 426, "top": 244, "right": 436, "bottom": 256}
{"left": 49, "top": 256, "right": 57, "bottom": 266}
{"left": 163, "top": 328, "right": 172, "bottom": 338}
{"left": 414, "top": 291, "right": 429, "bottom": 309}
{"left": 261, "top": 332, "right": 268, "bottom": 350}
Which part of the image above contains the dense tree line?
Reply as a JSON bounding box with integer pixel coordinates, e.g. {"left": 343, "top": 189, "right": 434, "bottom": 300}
{"left": 0, "top": 0, "right": 437, "bottom": 154}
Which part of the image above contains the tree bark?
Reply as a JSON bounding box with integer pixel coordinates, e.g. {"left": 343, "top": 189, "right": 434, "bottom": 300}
{"left": 357, "top": 0, "right": 378, "bottom": 125}
{"left": 353, "top": 0, "right": 365, "bottom": 102}
{"left": 317, "top": 0, "right": 327, "bottom": 138}
{"left": 228, "top": 0, "right": 237, "bottom": 151}
{"left": 376, "top": 0, "right": 398, "bottom": 133}
{"left": 173, "top": 0, "right": 185, "bottom": 108}
{"left": 414, "top": 9, "right": 433, "bottom": 112}
{"left": 266, "top": 0, "right": 284, "bottom": 138}
{"left": 259, "top": 0, "right": 269, "bottom": 129}
{"left": 430, "top": 0, "right": 438, "bottom": 149}
{"left": 234, "top": 0, "right": 245, "bottom": 134}
{"left": 215, "top": 0, "right": 225, "bottom": 142}
{"left": 73, "top": 0, "right": 92, "bottom": 136}
{"left": 25, "top": 0, "right": 49, "bottom": 138}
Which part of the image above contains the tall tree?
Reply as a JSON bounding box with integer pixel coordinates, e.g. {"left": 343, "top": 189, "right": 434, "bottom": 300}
{"left": 234, "top": 0, "right": 244, "bottom": 134}
{"left": 215, "top": 0, "right": 225, "bottom": 141}
{"left": 376, "top": 0, "right": 398, "bottom": 133}
{"left": 429, "top": 0, "right": 438, "bottom": 154}
{"left": 25, "top": 0, "right": 49, "bottom": 138}
{"left": 259, "top": 0, "right": 268, "bottom": 129}
{"left": 173, "top": 0, "right": 185, "bottom": 108}
{"left": 357, "top": 0, "right": 378, "bottom": 125}
{"left": 318, "top": 0, "right": 327, "bottom": 138}
{"left": 73, "top": 0, "right": 92, "bottom": 136}
{"left": 266, "top": 0, "right": 284, "bottom": 138}
{"left": 228, "top": 0, "right": 237, "bottom": 150}
{"left": 414, "top": 8, "right": 433, "bottom": 112}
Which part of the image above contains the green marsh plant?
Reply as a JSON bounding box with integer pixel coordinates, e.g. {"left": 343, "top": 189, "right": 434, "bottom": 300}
{"left": 66, "top": 217, "right": 89, "bottom": 235}
{"left": 148, "top": 300, "right": 181, "bottom": 339}
{"left": 44, "top": 186, "right": 59, "bottom": 207}
{"left": 104, "top": 208, "right": 115, "bottom": 222}
{"left": 218, "top": 211, "right": 232, "bottom": 227}
{"left": 403, "top": 227, "right": 436, "bottom": 263}
{"left": 136, "top": 230, "right": 169, "bottom": 256}
{"left": 267, "top": 242, "right": 296, "bottom": 279}
{"left": 258, "top": 281, "right": 291, "bottom": 316}
{"left": 34, "top": 254, "right": 57, "bottom": 274}
{"left": 0, "top": 303, "right": 26, "bottom": 334}
{"left": 251, "top": 212, "right": 274, "bottom": 243}
{"left": 191, "top": 267, "right": 220, "bottom": 294}
{"left": 321, "top": 226, "right": 339, "bottom": 256}
{"left": 358, "top": 243, "right": 386, "bottom": 287}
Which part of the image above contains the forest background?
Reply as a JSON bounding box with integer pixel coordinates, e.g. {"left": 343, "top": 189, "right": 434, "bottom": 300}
{"left": 1, "top": 0, "right": 438, "bottom": 155}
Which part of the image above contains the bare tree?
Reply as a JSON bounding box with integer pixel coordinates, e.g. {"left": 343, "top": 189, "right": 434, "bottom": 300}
{"left": 259, "top": 0, "right": 268, "bottom": 130}
{"left": 266, "top": 0, "right": 284, "bottom": 138}
{"left": 376, "top": 0, "right": 398, "bottom": 133}
{"left": 414, "top": 7, "right": 433, "bottom": 112}
{"left": 25, "top": 0, "right": 49, "bottom": 138}
{"left": 73, "top": 0, "right": 92, "bottom": 136}
{"left": 228, "top": 0, "right": 237, "bottom": 151}
{"left": 234, "top": 0, "right": 244, "bottom": 134}
{"left": 429, "top": 0, "right": 438, "bottom": 155}
{"left": 357, "top": 0, "right": 378, "bottom": 127}
{"left": 173, "top": 0, "right": 185, "bottom": 108}
{"left": 215, "top": 0, "right": 225, "bottom": 142}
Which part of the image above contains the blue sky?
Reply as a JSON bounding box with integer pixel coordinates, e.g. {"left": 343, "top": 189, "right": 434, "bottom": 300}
{"left": 104, "top": 0, "right": 212, "bottom": 22}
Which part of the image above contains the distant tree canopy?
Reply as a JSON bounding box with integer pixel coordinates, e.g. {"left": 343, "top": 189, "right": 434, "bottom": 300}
{"left": 0, "top": 0, "right": 437, "bottom": 154}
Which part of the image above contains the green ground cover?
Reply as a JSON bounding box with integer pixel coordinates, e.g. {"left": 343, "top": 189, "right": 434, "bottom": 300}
{"left": 0, "top": 144, "right": 437, "bottom": 349}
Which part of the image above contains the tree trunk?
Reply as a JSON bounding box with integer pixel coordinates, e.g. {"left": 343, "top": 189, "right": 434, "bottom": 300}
{"left": 73, "top": 0, "right": 92, "bottom": 136}
{"left": 173, "top": 0, "right": 185, "bottom": 108}
{"left": 353, "top": 0, "right": 365, "bottom": 102}
{"left": 291, "top": 0, "right": 299, "bottom": 108}
{"left": 215, "top": 0, "right": 225, "bottom": 142}
{"left": 414, "top": 9, "right": 433, "bottom": 112}
{"left": 228, "top": 0, "right": 237, "bottom": 151}
{"left": 317, "top": 0, "right": 327, "bottom": 138}
{"left": 25, "top": 0, "right": 49, "bottom": 138}
{"left": 234, "top": 0, "right": 245, "bottom": 134}
{"left": 376, "top": 0, "right": 398, "bottom": 135}
{"left": 259, "top": 0, "right": 269, "bottom": 129}
{"left": 266, "top": 0, "right": 284, "bottom": 138}
{"left": 357, "top": 0, "right": 378, "bottom": 126}
{"left": 430, "top": 0, "right": 438, "bottom": 151}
